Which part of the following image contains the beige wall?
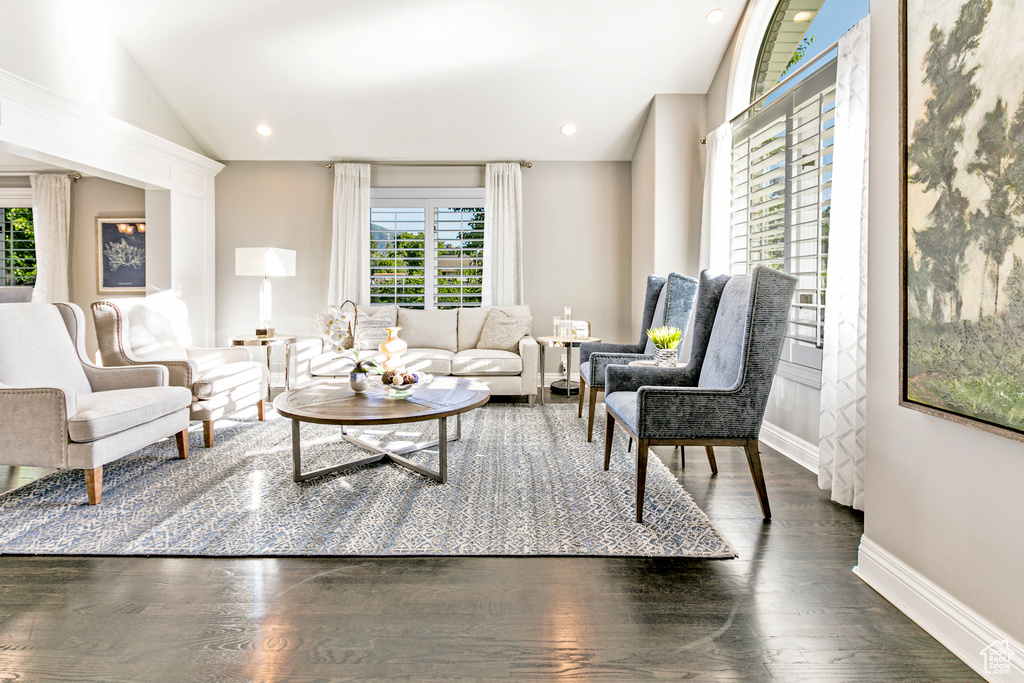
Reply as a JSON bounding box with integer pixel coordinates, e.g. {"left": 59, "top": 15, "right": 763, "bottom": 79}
{"left": 214, "top": 161, "right": 634, "bottom": 381}
{"left": 68, "top": 177, "right": 146, "bottom": 359}
{"left": 865, "top": 0, "right": 1024, "bottom": 643}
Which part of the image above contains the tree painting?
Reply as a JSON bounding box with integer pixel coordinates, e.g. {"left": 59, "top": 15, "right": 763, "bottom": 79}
{"left": 904, "top": 0, "right": 1024, "bottom": 435}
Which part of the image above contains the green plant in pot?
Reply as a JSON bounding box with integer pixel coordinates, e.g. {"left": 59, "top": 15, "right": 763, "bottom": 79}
{"left": 646, "top": 325, "right": 683, "bottom": 367}
{"left": 314, "top": 301, "right": 382, "bottom": 393}
{"left": 338, "top": 351, "right": 381, "bottom": 393}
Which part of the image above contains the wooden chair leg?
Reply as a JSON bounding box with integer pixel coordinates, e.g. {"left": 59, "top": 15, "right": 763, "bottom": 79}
{"left": 84, "top": 467, "right": 102, "bottom": 505}
{"left": 577, "top": 373, "right": 586, "bottom": 418}
{"left": 627, "top": 437, "right": 632, "bottom": 452}
{"left": 586, "top": 386, "right": 598, "bottom": 442}
{"left": 636, "top": 439, "right": 650, "bottom": 523}
{"left": 175, "top": 429, "right": 189, "bottom": 459}
{"left": 744, "top": 440, "right": 771, "bottom": 520}
{"left": 603, "top": 412, "right": 615, "bottom": 470}
{"left": 705, "top": 446, "right": 718, "bottom": 475}
{"left": 257, "top": 399, "right": 266, "bottom": 421}
{"left": 203, "top": 420, "right": 214, "bottom": 448}
{"left": 679, "top": 445, "right": 685, "bottom": 468}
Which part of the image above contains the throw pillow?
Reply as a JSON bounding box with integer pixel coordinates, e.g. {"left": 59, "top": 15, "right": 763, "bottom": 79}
{"left": 477, "top": 309, "right": 533, "bottom": 353}
{"left": 397, "top": 307, "right": 459, "bottom": 353}
{"left": 356, "top": 306, "right": 397, "bottom": 350}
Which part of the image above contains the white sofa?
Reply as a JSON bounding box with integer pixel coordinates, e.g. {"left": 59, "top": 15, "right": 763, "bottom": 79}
{"left": 292, "top": 305, "right": 539, "bottom": 405}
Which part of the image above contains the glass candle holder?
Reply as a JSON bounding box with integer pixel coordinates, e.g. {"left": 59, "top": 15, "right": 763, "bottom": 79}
{"left": 553, "top": 316, "right": 561, "bottom": 336}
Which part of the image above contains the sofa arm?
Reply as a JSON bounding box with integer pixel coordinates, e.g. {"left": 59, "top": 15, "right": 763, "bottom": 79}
{"left": 518, "top": 336, "right": 539, "bottom": 394}
{"left": 288, "top": 338, "right": 326, "bottom": 387}
{"left": 84, "top": 363, "right": 169, "bottom": 392}
{"left": 0, "top": 385, "right": 74, "bottom": 468}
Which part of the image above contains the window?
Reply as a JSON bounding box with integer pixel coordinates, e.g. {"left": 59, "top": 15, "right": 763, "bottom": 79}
{"left": 369, "top": 188, "right": 485, "bottom": 309}
{"left": 0, "top": 208, "right": 35, "bottom": 287}
{"left": 731, "top": 58, "right": 836, "bottom": 384}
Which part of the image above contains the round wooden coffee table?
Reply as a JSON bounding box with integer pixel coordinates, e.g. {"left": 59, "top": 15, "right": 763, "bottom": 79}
{"left": 273, "top": 376, "right": 489, "bottom": 484}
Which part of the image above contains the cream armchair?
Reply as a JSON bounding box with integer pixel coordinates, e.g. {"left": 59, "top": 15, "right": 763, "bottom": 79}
{"left": 92, "top": 292, "right": 269, "bottom": 447}
{"left": 0, "top": 303, "right": 192, "bottom": 504}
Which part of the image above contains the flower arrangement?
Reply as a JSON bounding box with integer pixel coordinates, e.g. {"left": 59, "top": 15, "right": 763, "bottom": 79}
{"left": 646, "top": 326, "right": 683, "bottom": 349}
{"left": 314, "top": 301, "right": 382, "bottom": 388}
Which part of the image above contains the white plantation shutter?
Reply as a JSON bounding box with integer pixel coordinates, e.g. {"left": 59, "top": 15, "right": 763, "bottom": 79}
{"left": 369, "top": 207, "right": 427, "bottom": 308}
{"left": 433, "top": 207, "right": 484, "bottom": 309}
{"left": 731, "top": 59, "right": 837, "bottom": 381}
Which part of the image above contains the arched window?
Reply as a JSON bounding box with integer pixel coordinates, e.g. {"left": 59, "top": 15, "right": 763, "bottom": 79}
{"left": 728, "top": 0, "right": 867, "bottom": 385}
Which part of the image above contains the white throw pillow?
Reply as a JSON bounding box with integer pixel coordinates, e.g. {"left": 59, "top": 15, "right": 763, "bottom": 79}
{"left": 356, "top": 305, "right": 397, "bottom": 350}
{"left": 477, "top": 309, "right": 533, "bottom": 353}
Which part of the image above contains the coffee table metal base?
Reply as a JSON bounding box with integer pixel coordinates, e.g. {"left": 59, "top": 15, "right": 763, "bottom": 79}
{"left": 290, "top": 413, "right": 460, "bottom": 484}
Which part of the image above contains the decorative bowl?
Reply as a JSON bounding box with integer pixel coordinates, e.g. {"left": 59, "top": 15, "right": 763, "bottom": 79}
{"left": 382, "top": 373, "right": 431, "bottom": 399}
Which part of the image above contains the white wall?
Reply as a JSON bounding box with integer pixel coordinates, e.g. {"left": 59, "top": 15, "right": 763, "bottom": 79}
{"left": 0, "top": 0, "right": 204, "bottom": 155}
{"left": 863, "top": 0, "right": 1024, "bottom": 647}
{"left": 214, "top": 161, "right": 634, "bottom": 378}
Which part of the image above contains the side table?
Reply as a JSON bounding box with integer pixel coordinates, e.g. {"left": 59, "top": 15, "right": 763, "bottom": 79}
{"left": 230, "top": 334, "right": 298, "bottom": 401}
{"left": 535, "top": 335, "right": 601, "bottom": 404}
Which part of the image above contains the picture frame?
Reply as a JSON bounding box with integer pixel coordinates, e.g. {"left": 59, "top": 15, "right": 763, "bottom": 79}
{"left": 97, "top": 217, "right": 147, "bottom": 293}
{"left": 899, "top": 0, "right": 1024, "bottom": 442}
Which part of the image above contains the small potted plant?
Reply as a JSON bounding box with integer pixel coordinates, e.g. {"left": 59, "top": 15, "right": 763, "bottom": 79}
{"left": 646, "top": 326, "right": 683, "bottom": 367}
{"left": 339, "top": 351, "right": 381, "bottom": 393}
{"left": 314, "top": 301, "right": 381, "bottom": 392}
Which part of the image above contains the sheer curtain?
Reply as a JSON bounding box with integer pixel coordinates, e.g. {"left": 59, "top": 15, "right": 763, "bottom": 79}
{"left": 327, "top": 163, "right": 371, "bottom": 306}
{"left": 818, "top": 17, "right": 870, "bottom": 510}
{"left": 30, "top": 173, "right": 71, "bottom": 303}
{"left": 699, "top": 122, "right": 733, "bottom": 274}
{"left": 483, "top": 162, "right": 523, "bottom": 306}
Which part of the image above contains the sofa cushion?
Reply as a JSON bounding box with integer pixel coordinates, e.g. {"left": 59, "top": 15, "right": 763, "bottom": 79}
{"left": 398, "top": 308, "right": 458, "bottom": 353}
{"left": 356, "top": 305, "right": 397, "bottom": 350}
{"left": 452, "top": 349, "right": 522, "bottom": 376}
{"left": 402, "top": 348, "right": 454, "bottom": 375}
{"left": 192, "top": 361, "right": 266, "bottom": 399}
{"left": 457, "top": 305, "right": 531, "bottom": 351}
{"left": 68, "top": 386, "right": 192, "bottom": 443}
{"left": 478, "top": 309, "right": 533, "bottom": 353}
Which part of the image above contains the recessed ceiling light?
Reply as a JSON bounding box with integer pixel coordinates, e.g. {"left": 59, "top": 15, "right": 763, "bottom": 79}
{"left": 706, "top": 9, "right": 725, "bottom": 24}
{"left": 794, "top": 11, "right": 813, "bottom": 22}
{"left": 256, "top": 124, "right": 272, "bottom": 136}
{"left": 560, "top": 122, "right": 577, "bottom": 136}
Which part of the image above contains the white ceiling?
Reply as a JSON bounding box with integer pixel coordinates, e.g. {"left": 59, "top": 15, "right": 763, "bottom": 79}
{"left": 95, "top": 0, "right": 745, "bottom": 162}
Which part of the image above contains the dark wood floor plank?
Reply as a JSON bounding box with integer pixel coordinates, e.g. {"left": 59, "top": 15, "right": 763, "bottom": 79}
{"left": 0, "top": 391, "right": 980, "bottom": 681}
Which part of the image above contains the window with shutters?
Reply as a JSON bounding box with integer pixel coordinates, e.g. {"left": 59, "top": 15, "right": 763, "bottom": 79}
{"left": 731, "top": 58, "right": 836, "bottom": 383}
{"left": 369, "top": 188, "right": 485, "bottom": 310}
{"left": 0, "top": 207, "right": 35, "bottom": 287}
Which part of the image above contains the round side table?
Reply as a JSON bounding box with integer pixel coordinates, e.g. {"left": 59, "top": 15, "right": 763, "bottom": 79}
{"left": 535, "top": 335, "right": 601, "bottom": 402}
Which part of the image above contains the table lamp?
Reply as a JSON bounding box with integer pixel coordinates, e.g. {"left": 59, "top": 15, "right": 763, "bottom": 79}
{"left": 235, "top": 247, "right": 296, "bottom": 337}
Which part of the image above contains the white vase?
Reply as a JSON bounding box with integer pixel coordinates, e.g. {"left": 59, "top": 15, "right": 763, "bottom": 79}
{"left": 655, "top": 347, "right": 678, "bottom": 367}
{"left": 349, "top": 371, "right": 368, "bottom": 393}
{"left": 379, "top": 327, "right": 407, "bottom": 373}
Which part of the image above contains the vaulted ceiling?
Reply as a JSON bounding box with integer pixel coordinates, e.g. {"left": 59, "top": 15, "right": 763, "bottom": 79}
{"left": 93, "top": 0, "right": 745, "bottom": 162}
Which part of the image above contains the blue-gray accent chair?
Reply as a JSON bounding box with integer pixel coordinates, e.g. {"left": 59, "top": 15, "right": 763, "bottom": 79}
{"left": 603, "top": 266, "right": 797, "bottom": 523}
{"left": 577, "top": 272, "right": 697, "bottom": 441}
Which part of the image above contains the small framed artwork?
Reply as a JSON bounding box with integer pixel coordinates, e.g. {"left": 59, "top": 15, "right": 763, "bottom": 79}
{"left": 97, "top": 217, "right": 146, "bottom": 293}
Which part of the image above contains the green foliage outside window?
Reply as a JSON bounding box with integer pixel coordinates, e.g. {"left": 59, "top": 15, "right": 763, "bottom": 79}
{"left": 2, "top": 208, "right": 35, "bottom": 286}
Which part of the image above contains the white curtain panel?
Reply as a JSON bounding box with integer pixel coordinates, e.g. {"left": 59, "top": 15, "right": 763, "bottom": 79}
{"left": 327, "top": 163, "right": 371, "bottom": 306}
{"left": 29, "top": 173, "right": 71, "bottom": 303}
{"left": 818, "top": 17, "right": 870, "bottom": 511}
{"left": 698, "top": 122, "right": 733, "bottom": 274}
{"left": 483, "top": 162, "right": 524, "bottom": 306}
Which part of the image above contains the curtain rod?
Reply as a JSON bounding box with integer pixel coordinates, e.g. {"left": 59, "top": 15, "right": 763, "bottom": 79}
{"left": 325, "top": 161, "right": 532, "bottom": 169}
{"left": 0, "top": 171, "right": 83, "bottom": 180}
{"left": 701, "top": 36, "right": 842, "bottom": 144}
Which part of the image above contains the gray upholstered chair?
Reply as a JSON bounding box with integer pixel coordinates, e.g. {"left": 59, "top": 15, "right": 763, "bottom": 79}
{"left": 92, "top": 293, "right": 269, "bottom": 448}
{"left": 577, "top": 272, "right": 697, "bottom": 441}
{"left": 603, "top": 266, "right": 797, "bottom": 523}
{"left": 0, "top": 302, "right": 192, "bottom": 504}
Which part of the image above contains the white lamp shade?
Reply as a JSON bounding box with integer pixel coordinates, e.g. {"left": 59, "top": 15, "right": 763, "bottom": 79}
{"left": 235, "top": 247, "right": 296, "bottom": 277}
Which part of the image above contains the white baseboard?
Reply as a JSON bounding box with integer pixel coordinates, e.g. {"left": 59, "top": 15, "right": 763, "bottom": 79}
{"left": 855, "top": 535, "right": 1024, "bottom": 682}
{"left": 759, "top": 421, "right": 818, "bottom": 473}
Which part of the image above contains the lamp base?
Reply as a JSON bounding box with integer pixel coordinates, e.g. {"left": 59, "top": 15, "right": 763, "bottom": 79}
{"left": 255, "top": 327, "right": 274, "bottom": 338}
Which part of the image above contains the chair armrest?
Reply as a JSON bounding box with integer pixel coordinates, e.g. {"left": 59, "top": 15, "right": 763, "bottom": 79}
{"left": 0, "top": 385, "right": 74, "bottom": 467}
{"left": 518, "top": 336, "right": 539, "bottom": 392}
{"left": 605, "top": 364, "right": 700, "bottom": 394}
{"left": 579, "top": 341, "right": 641, "bottom": 364}
{"left": 587, "top": 352, "right": 654, "bottom": 385}
{"left": 634, "top": 385, "right": 760, "bottom": 440}
{"left": 289, "top": 338, "right": 326, "bottom": 387}
{"left": 187, "top": 345, "right": 253, "bottom": 368}
{"left": 83, "top": 363, "right": 169, "bottom": 392}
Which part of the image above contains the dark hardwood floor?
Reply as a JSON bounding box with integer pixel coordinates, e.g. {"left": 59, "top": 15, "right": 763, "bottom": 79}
{"left": 0, "top": 390, "right": 979, "bottom": 681}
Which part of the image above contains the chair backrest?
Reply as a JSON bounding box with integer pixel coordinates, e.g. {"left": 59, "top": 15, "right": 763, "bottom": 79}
{"left": 0, "top": 286, "right": 33, "bottom": 304}
{"left": 0, "top": 303, "right": 92, "bottom": 395}
{"left": 698, "top": 266, "right": 797, "bottom": 395}
{"left": 93, "top": 291, "right": 192, "bottom": 364}
{"left": 635, "top": 275, "right": 667, "bottom": 349}
{"left": 680, "top": 270, "right": 732, "bottom": 377}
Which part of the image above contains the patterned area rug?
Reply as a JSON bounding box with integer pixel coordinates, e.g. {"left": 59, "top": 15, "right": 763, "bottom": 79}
{"left": 0, "top": 404, "right": 735, "bottom": 558}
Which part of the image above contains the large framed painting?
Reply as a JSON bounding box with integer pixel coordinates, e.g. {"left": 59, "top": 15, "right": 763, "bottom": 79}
{"left": 97, "top": 217, "right": 146, "bottom": 293}
{"left": 901, "top": 0, "right": 1024, "bottom": 440}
